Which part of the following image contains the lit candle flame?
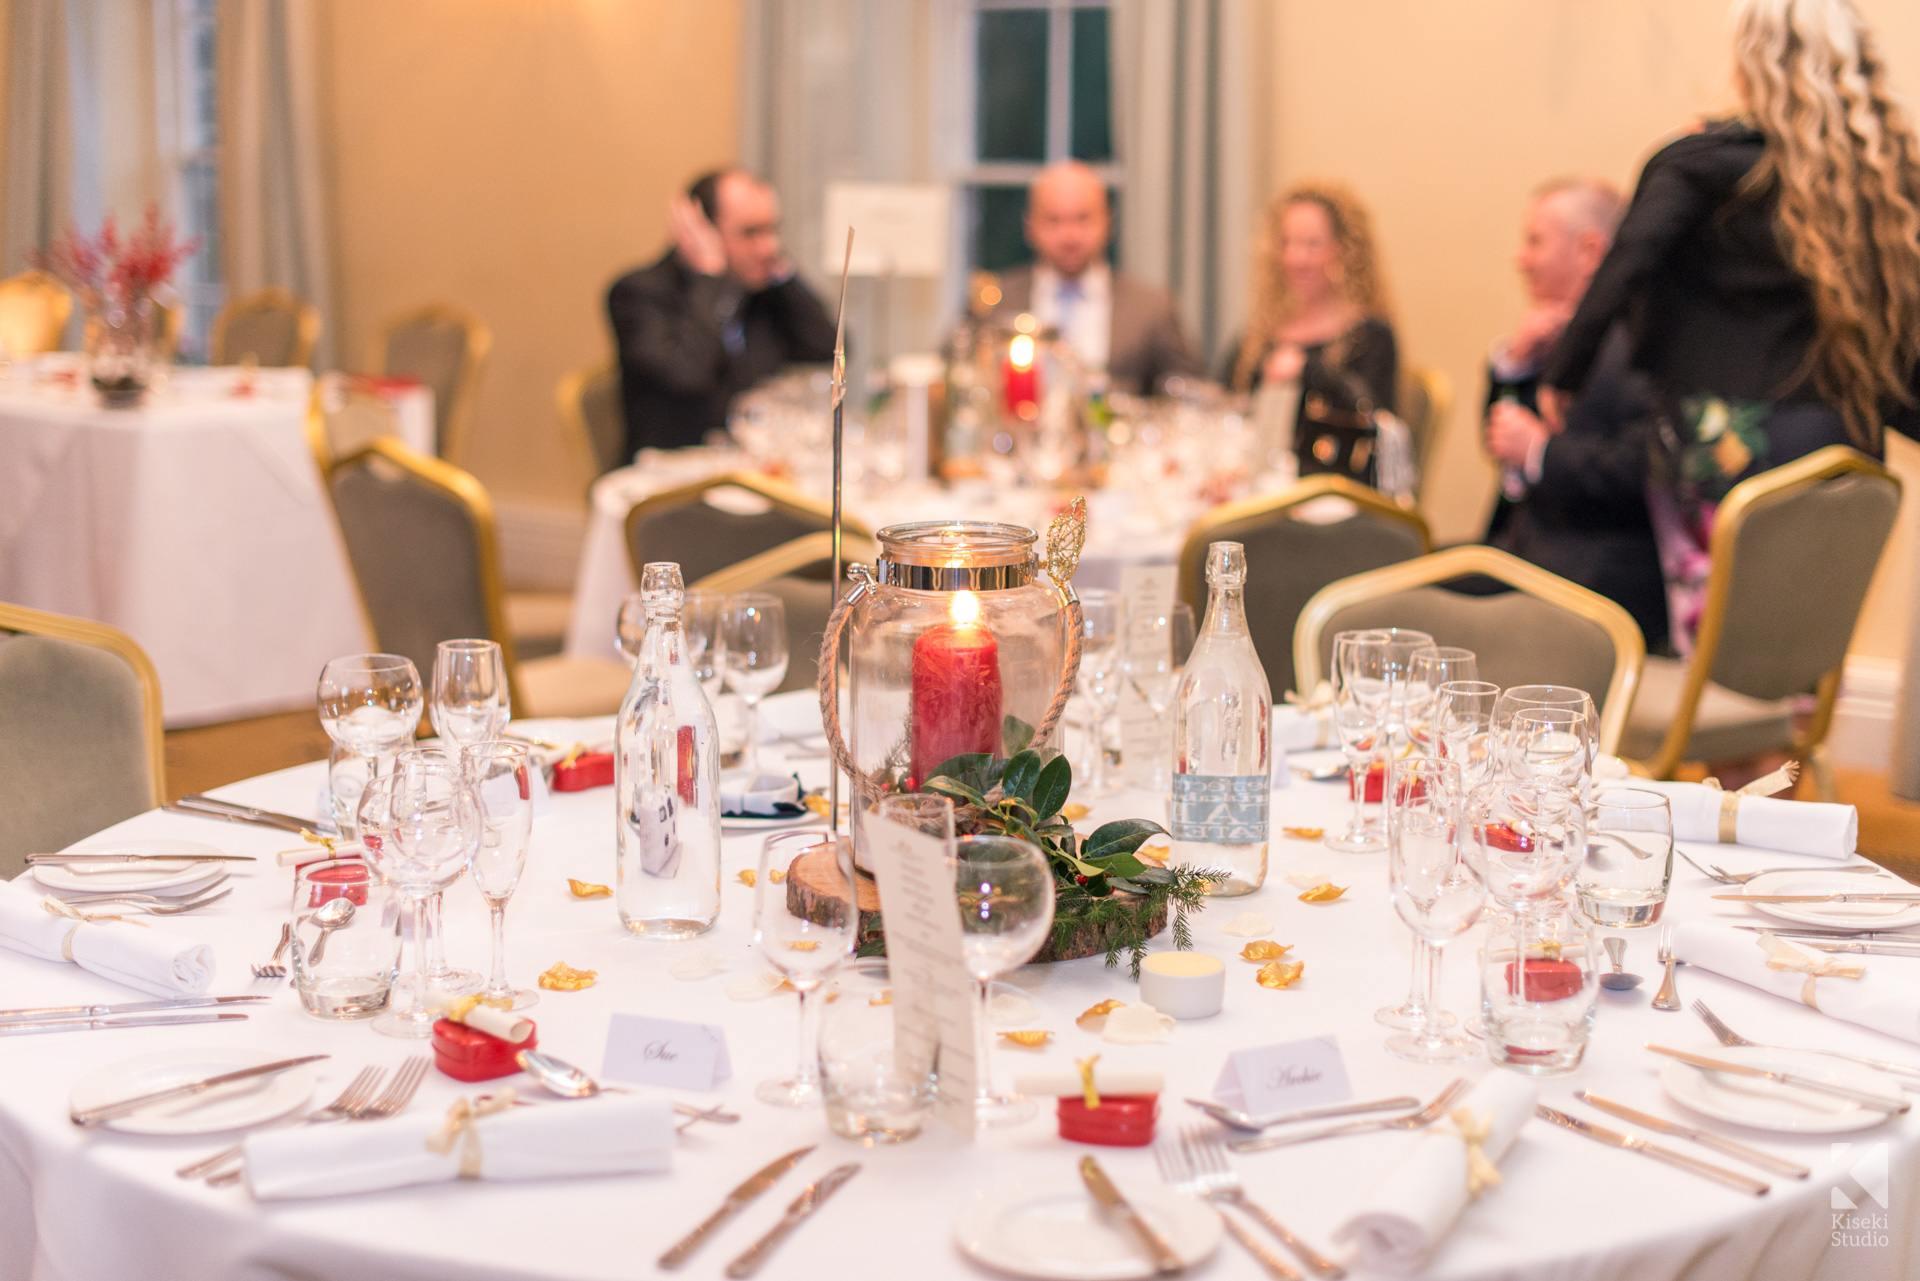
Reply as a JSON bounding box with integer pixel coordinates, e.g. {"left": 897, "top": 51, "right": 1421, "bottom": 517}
{"left": 951, "top": 589, "right": 981, "bottom": 626}
{"left": 1008, "top": 334, "right": 1035, "bottom": 370}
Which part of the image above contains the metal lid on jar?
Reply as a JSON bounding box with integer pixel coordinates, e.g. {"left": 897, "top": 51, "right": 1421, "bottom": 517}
{"left": 875, "top": 521, "right": 1037, "bottom": 592}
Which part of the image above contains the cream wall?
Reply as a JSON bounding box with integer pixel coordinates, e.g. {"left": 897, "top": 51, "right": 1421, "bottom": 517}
{"left": 320, "top": 0, "right": 743, "bottom": 507}
{"left": 1262, "top": 0, "right": 1920, "bottom": 662}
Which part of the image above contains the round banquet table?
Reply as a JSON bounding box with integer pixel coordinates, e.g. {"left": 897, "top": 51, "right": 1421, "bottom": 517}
{"left": 1, "top": 692, "right": 1916, "bottom": 1281}
{"left": 0, "top": 359, "right": 369, "bottom": 726}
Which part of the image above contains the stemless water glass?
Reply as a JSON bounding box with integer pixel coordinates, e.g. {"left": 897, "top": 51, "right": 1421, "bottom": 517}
{"left": 463, "top": 741, "right": 538, "bottom": 1009}
{"left": 318, "top": 653, "right": 422, "bottom": 839}
{"left": 1328, "top": 630, "right": 1391, "bottom": 853}
{"left": 1480, "top": 897, "right": 1599, "bottom": 1074}
{"left": 1406, "top": 647, "right": 1478, "bottom": 754}
{"left": 1076, "top": 589, "right": 1128, "bottom": 794}
{"left": 1578, "top": 787, "right": 1675, "bottom": 927}
{"left": 290, "top": 858, "right": 401, "bottom": 1019}
{"left": 753, "top": 830, "right": 859, "bottom": 1107}
{"left": 1434, "top": 681, "right": 1500, "bottom": 789}
{"left": 820, "top": 957, "right": 938, "bottom": 1145}
{"left": 1385, "top": 756, "right": 1483, "bottom": 1062}
{"left": 722, "top": 593, "right": 789, "bottom": 778}
{"left": 955, "top": 835, "right": 1055, "bottom": 1126}
{"left": 432, "top": 639, "right": 510, "bottom": 751}
{"left": 1123, "top": 602, "right": 1195, "bottom": 792}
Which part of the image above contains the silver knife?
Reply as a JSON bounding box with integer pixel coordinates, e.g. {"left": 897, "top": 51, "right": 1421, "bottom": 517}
{"left": 1186, "top": 1094, "right": 1422, "bottom": 1131}
{"left": 71, "top": 1052, "right": 327, "bottom": 1125}
{"left": 1647, "top": 1045, "right": 1911, "bottom": 1114}
{"left": 724, "top": 1162, "right": 861, "bottom": 1278}
{"left": 1796, "top": 940, "right": 1920, "bottom": 958}
{"left": 1574, "top": 1092, "right": 1810, "bottom": 1178}
{"left": 3, "top": 1012, "right": 250, "bottom": 1037}
{"left": 1735, "top": 924, "right": 1920, "bottom": 940}
{"left": 656, "top": 1145, "right": 814, "bottom": 1269}
{"left": 163, "top": 801, "right": 311, "bottom": 835}
{"left": 180, "top": 794, "right": 322, "bottom": 829}
{"left": 0, "top": 995, "right": 268, "bottom": 1021}
{"left": 1080, "top": 1155, "right": 1184, "bottom": 1275}
{"left": 1535, "top": 1105, "right": 1770, "bottom": 1195}
{"left": 1716, "top": 892, "right": 1920, "bottom": 903}
{"left": 29, "top": 852, "right": 256, "bottom": 864}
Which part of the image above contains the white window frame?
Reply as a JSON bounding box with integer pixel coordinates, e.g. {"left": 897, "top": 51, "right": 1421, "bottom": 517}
{"left": 160, "top": 0, "right": 224, "bottom": 363}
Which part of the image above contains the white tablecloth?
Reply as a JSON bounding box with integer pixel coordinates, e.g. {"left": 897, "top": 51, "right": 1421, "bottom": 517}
{"left": 1, "top": 692, "right": 1915, "bottom": 1280}
{"left": 0, "top": 361, "right": 369, "bottom": 725}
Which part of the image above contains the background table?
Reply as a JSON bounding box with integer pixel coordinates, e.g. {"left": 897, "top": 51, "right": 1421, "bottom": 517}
{"left": 1, "top": 693, "right": 1915, "bottom": 1280}
{"left": 0, "top": 360, "right": 370, "bottom": 725}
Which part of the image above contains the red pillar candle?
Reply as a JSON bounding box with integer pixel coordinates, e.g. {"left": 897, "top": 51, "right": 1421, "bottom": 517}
{"left": 911, "top": 591, "right": 1004, "bottom": 783}
{"left": 1003, "top": 335, "right": 1039, "bottom": 419}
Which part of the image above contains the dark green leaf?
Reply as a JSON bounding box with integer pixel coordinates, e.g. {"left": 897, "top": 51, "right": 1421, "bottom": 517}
{"left": 924, "top": 775, "right": 988, "bottom": 809}
{"left": 1098, "top": 851, "right": 1147, "bottom": 879}
{"left": 921, "top": 752, "right": 1001, "bottom": 793}
{"left": 1031, "top": 754, "right": 1072, "bottom": 821}
{"left": 1001, "top": 751, "right": 1041, "bottom": 803}
{"left": 1002, "top": 714, "right": 1036, "bottom": 756}
{"left": 1081, "top": 818, "right": 1167, "bottom": 862}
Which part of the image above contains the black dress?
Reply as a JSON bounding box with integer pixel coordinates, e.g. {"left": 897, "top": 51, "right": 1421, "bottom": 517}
{"left": 1232, "top": 317, "right": 1399, "bottom": 414}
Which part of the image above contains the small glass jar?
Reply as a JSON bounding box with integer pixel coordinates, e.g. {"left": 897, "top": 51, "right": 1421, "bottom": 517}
{"left": 1479, "top": 898, "right": 1598, "bottom": 1075}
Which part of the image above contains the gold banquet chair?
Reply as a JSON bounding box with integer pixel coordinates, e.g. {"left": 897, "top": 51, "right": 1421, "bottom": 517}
{"left": 694, "top": 531, "right": 880, "bottom": 695}
{"left": 368, "top": 302, "right": 491, "bottom": 461}
{"left": 1177, "top": 474, "right": 1430, "bottom": 698}
{"left": 211, "top": 287, "right": 321, "bottom": 367}
{"left": 1293, "top": 545, "right": 1645, "bottom": 756}
{"left": 324, "top": 439, "right": 631, "bottom": 719}
{"left": 558, "top": 360, "right": 628, "bottom": 483}
{"left": 0, "top": 603, "right": 165, "bottom": 875}
{"left": 1623, "top": 447, "right": 1901, "bottom": 799}
{"left": 624, "top": 472, "right": 871, "bottom": 590}
{"left": 1397, "top": 364, "right": 1452, "bottom": 482}
{"left": 0, "top": 270, "right": 73, "bottom": 354}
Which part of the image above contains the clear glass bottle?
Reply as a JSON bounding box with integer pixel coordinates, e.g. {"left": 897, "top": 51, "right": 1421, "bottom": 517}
{"left": 1170, "top": 541, "right": 1273, "bottom": 895}
{"left": 615, "top": 562, "right": 722, "bottom": 936}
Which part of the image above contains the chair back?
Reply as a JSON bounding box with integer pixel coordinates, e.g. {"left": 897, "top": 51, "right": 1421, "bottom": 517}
{"left": 693, "top": 531, "right": 879, "bottom": 695}
{"left": 624, "top": 473, "right": 866, "bottom": 590}
{"left": 558, "top": 361, "right": 627, "bottom": 481}
{"left": 321, "top": 389, "right": 402, "bottom": 462}
{"left": 0, "top": 270, "right": 73, "bottom": 354}
{"left": 1178, "top": 475, "right": 1430, "bottom": 697}
{"left": 369, "top": 302, "right": 491, "bottom": 460}
{"left": 0, "top": 603, "right": 164, "bottom": 875}
{"left": 211, "top": 287, "right": 320, "bottom": 367}
{"left": 1294, "top": 545, "right": 1645, "bottom": 755}
{"left": 1638, "top": 446, "right": 1901, "bottom": 778}
{"left": 1397, "top": 364, "right": 1451, "bottom": 480}
{"left": 323, "top": 438, "right": 520, "bottom": 708}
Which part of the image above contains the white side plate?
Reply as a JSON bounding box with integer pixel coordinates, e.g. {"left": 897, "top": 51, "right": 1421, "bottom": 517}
{"left": 1660, "top": 1045, "right": 1901, "bottom": 1134}
{"left": 33, "top": 840, "right": 232, "bottom": 894}
{"left": 68, "top": 1048, "right": 317, "bottom": 1136}
{"left": 954, "top": 1179, "right": 1222, "bottom": 1279}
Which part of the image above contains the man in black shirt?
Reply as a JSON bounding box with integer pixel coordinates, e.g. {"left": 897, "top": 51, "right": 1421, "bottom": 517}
{"left": 607, "top": 171, "right": 836, "bottom": 456}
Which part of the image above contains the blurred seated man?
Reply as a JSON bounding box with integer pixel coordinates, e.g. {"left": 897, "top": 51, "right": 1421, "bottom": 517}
{"left": 986, "top": 161, "right": 1200, "bottom": 396}
{"left": 607, "top": 170, "right": 836, "bottom": 455}
{"left": 1482, "top": 177, "right": 1669, "bottom": 649}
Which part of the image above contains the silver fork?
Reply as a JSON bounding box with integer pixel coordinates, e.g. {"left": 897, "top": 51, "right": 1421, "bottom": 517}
{"left": 177, "top": 1065, "right": 384, "bottom": 1179}
{"left": 1692, "top": 1000, "right": 1920, "bottom": 1082}
{"left": 1229, "top": 1078, "right": 1469, "bottom": 1154}
{"left": 1674, "top": 849, "right": 1737, "bottom": 883}
{"left": 206, "top": 1057, "right": 431, "bottom": 1186}
{"left": 1708, "top": 862, "right": 1891, "bottom": 885}
{"left": 1179, "top": 1124, "right": 1345, "bottom": 1278}
{"left": 53, "top": 888, "right": 232, "bottom": 916}
{"left": 1156, "top": 1130, "right": 1302, "bottom": 1280}
{"left": 252, "top": 923, "right": 292, "bottom": 980}
{"left": 60, "top": 873, "right": 232, "bottom": 903}
{"left": 1652, "top": 924, "right": 1681, "bottom": 1011}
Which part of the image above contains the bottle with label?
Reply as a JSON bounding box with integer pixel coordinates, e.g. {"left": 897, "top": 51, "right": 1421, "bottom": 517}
{"left": 1170, "top": 541, "right": 1273, "bottom": 895}
{"left": 615, "top": 562, "right": 722, "bottom": 936}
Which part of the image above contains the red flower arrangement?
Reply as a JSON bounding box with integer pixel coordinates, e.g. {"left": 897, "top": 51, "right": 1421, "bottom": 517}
{"left": 32, "top": 204, "right": 200, "bottom": 316}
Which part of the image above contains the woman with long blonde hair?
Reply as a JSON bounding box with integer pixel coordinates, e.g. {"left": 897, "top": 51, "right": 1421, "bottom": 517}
{"left": 1541, "top": 0, "right": 1920, "bottom": 647}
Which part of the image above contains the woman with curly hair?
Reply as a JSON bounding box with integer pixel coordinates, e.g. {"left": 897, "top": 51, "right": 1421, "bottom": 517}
{"left": 1541, "top": 0, "right": 1920, "bottom": 648}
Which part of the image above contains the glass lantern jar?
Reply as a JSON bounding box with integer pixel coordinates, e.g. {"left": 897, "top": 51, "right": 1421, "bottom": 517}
{"left": 846, "top": 521, "right": 1069, "bottom": 865}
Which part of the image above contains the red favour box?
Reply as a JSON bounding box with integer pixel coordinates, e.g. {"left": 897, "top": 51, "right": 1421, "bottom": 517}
{"left": 552, "top": 752, "right": 615, "bottom": 792}
{"left": 1057, "top": 1095, "right": 1159, "bottom": 1147}
{"left": 431, "top": 1017, "right": 537, "bottom": 1082}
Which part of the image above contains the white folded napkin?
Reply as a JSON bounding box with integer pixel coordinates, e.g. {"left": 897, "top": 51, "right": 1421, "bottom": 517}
{"left": 0, "top": 877, "right": 214, "bottom": 997}
{"left": 245, "top": 1092, "right": 674, "bottom": 1200}
{"left": 1332, "top": 1072, "right": 1537, "bottom": 1276}
{"left": 1616, "top": 781, "right": 1856, "bottom": 858}
{"left": 1274, "top": 703, "right": 1334, "bottom": 751}
{"left": 721, "top": 773, "right": 803, "bottom": 818}
{"left": 1674, "top": 921, "right": 1920, "bottom": 1043}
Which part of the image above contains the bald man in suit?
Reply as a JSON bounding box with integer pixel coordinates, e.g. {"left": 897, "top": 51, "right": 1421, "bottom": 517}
{"left": 986, "top": 162, "right": 1201, "bottom": 396}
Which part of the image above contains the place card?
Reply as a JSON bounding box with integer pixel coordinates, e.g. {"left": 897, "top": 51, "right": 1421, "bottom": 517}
{"left": 602, "top": 1013, "right": 732, "bottom": 1092}
{"left": 1214, "top": 1035, "right": 1353, "bottom": 1116}
{"left": 865, "top": 814, "right": 978, "bottom": 1136}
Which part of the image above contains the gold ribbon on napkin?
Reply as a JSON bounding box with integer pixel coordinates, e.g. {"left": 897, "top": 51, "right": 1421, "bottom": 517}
{"left": 42, "top": 896, "right": 149, "bottom": 959}
{"left": 1285, "top": 681, "right": 1335, "bottom": 748}
{"left": 1700, "top": 762, "right": 1802, "bottom": 843}
{"left": 1074, "top": 1054, "right": 1102, "bottom": 1110}
{"left": 1443, "top": 1108, "right": 1503, "bottom": 1198}
{"left": 425, "top": 1089, "right": 519, "bottom": 1179}
{"left": 1757, "top": 931, "right": 1864, "bottom": 1009}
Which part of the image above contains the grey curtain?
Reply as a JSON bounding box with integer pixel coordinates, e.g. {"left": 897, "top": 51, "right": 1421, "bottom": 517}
{"left": 2, "top": 0, "right": 77, "bottom": 278}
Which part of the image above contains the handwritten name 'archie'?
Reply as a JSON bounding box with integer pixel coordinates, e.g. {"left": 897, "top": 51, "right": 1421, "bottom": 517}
{"left": 1266, "top": 1064, "right": 1323, "bottom": 1089}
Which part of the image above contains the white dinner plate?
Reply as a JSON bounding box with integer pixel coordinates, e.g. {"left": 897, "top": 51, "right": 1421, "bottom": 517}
{"left": 1739, "top": 870, "right": 1920, "bottom": 930}
{"left": 68, "top": 1048, "right": 317, "bottom": 1136}
{"left": 721, "top": 811, "right": 824, "bottom": 834}
{"left": 1659, "top": 1045, "right": 1903, "bottom": 1134}
{"left": 954, "top": 1179, "right": 1222, "bottom": 1279}
{"left": 32, "top": 840, "right": 234, "bottom": 894}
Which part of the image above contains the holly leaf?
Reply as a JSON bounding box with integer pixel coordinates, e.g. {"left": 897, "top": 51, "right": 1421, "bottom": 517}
{"left": 1030, "top": 755, "right": 1072, "bottom": 821}
{"left": 1002, "top": 714, "right": 1036, "bottom": 757}
{"left": 922, "top": 752, "right": 1001, "bottom": 794}
{"left": 924, "top": 775, "right": 988, "bottom": 809}
{"left": 1095, "top": 850, "right": 1148, "bottom": 880}
{"left": 1081, "top": 818, "right": 1167, "bottom": 862}
{"left": 1001, "top": 750, "right": 1042, "bottom": 804}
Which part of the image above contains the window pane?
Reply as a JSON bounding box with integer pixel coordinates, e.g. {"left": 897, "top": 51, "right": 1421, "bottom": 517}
{"left": 972, "top": 185, "right": 1033, "bottom": 272}
{"left": 977, "top": 9, "right": 1048, "bottom": 162}
{"left": 1070, "top": 8, "right": 1112, "bottom": 162}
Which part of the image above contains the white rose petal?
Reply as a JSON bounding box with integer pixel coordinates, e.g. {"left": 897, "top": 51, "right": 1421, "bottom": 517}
{"left": 669, "top": 949, "right": 728, "bottom": 981}
{"left": 1284, "top": 870, "right": 1334, "bottom": 889}
{"left": 1102, "top": 1002, "right": 1176, "bottom": 1045}
{"left": 990, "top": 989, "right": 1039, "bottom": 1024}
{"left": 1220, "top": 912, "right": 1272, "bottom": 938}
{"left": 725, "top": 971, "right": 788, "bottom": 1001}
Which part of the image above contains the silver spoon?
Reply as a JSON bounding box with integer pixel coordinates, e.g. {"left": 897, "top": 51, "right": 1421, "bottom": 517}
{"left": 1599, "top": 936, "right": 1642, "bottom": 990}
{"left": 1292, "top": 762, "right": 1349, "bottom": 782}
{"left": 305, "top": 896, "right": 355, "bottom": 963}
{"left": 515, "top": 1049, "right": 741, "bottom": 1129}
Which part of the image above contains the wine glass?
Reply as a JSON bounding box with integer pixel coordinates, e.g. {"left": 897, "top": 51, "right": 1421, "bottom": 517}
{"left": 752, "top": 830, "right": 858, "bottom": 1107}
{"left": 1376, "top": 628, "right": 1436, "bottom": 750}
{"left": 1493, "top": 685, "right": 1597, "bottom": 780}
{"left": 462, "top": 740, "right": 538, "bottom": 1009}
{"left": 682, "top": 591, "right": 726, "bottom": 698}
{"left": 1384, "top": 756, "right": 1484, "bottom": 1062}
{"left": 723, "top": 592, "right": 789, "bottom": 779}
{"left": 954, "top": 834, "right": 1055, "bottom": 1126}
{"left": 1123, "top": 602, "right": 1195, "bottom": 791}
{"left": 1467, "top": 780, "right": 1589, "bottom": 921}
{"left": 1076, "top": 590, "right": 1127, "bottom": 795}
{"left": 1406, "top": 647, "right": 1477, "bottom": 755}
{"left": 358, "top": 758, "right": 481, "bottom": 1039}
{"left": 317, "top": 654, "right": 422, "bottom": 839}
{"left": 432, "top": 639, "right": 509, "bottom": 753}
{"left": 1433, "top": 681, "right": 1501, "bottom": 790}
{"left": 1509, "top": 707, "right": 1593, "bottom": 792}
{"left": 394, "top": 746, "right": 482, "bottom": 999}
{"left": 1326, "top": 629, "right": 1391, "bottom": 853}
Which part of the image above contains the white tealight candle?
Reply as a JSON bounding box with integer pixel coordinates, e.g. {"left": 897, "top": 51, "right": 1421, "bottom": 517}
{"left": 1137, "top": 950, "right": 1226, "bottom": 1019}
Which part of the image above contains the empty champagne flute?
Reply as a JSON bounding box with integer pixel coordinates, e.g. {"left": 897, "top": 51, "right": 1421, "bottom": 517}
{"left": 1123, "top": 602, "right": 1195, "bottom": 791}
{"left": 318, "top": 653, "right": 422, "bottom": 839}
{"left": 1327, "top": 629, "right": 1391, "bottom": 853}
{"left": 463, "top": 740, "right": 538, "bottom": 1009}
{"left": 432, "top": 639, "right": 510, "bottom": 751}
{"left": 395, "top": 746, "right": 481, "bottom": 998}
{"left": 1406, "top": 646, "right": 1477, "bottom": 754}
{"left": 752, "top": 830, "right": 858, "bottom": 1107}
{"left": 1377, "top": 754, "right": 1462, "bottom": 1030}
{"left": 722, "top": 592, "right": 789, "bottom": 778}
{"left": 955, "top": 834, "right": 1055, "bottom": 1126}
{"left": 1076, "top": 590, "right": 1127, "bottom": 794}
{"left": 1385, "top": 757, "right": 1484, "bottom": 1062}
